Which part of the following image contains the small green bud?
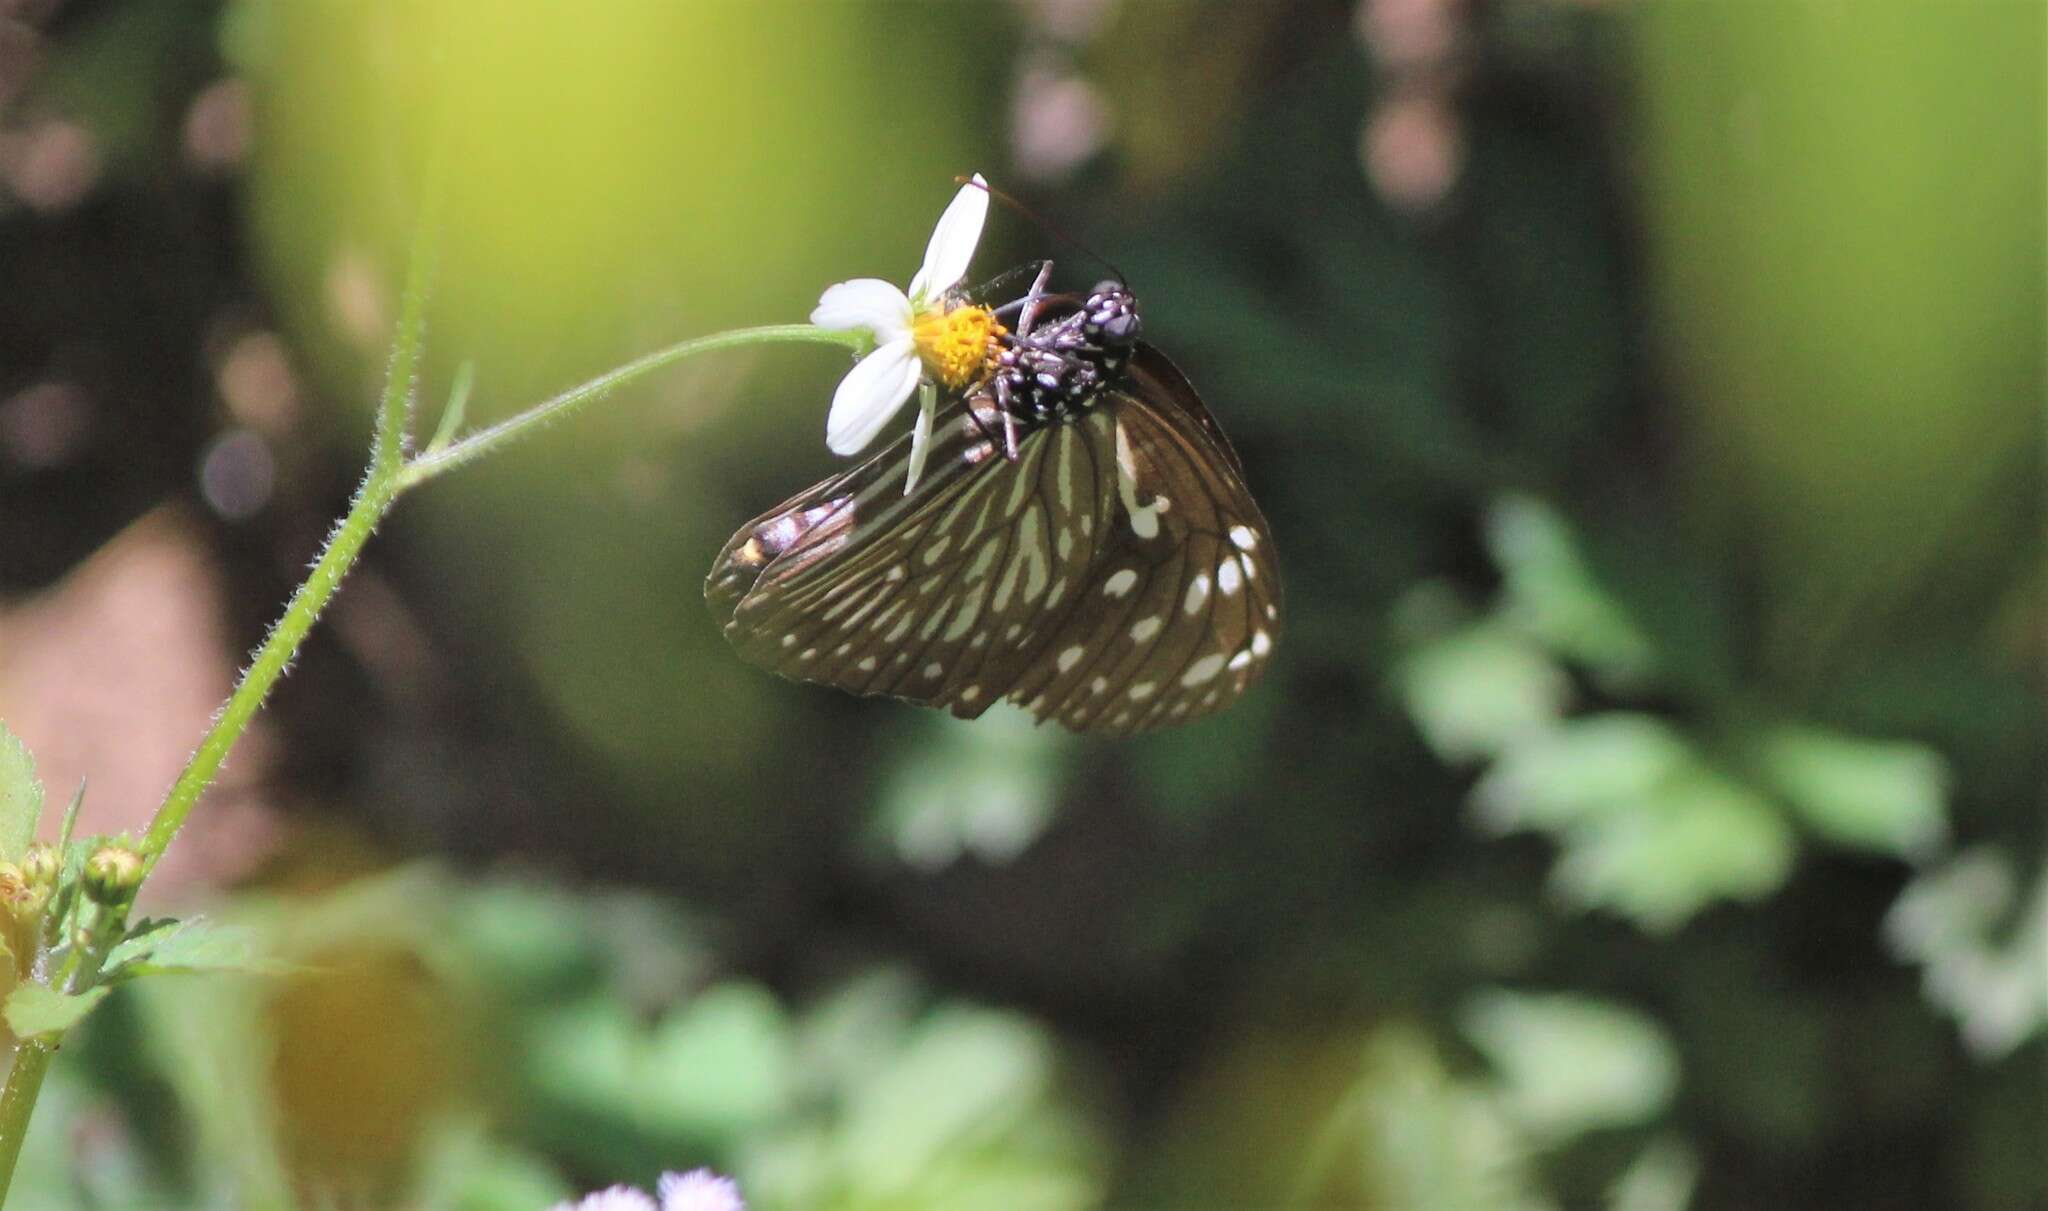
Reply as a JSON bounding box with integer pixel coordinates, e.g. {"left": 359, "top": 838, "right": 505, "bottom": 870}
{"left": 0, "top": 863, "right": 33, "bottom": 919}
{"left": 19, "top": 844, "right": 57, "bottom": 889}
{"left": 82, "top": 845, "right": 144, "bottom": 906}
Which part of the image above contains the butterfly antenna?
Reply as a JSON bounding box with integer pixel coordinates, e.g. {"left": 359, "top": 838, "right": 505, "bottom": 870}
{"left": 959, "top": 175, "right": 1128, "bottom": 285}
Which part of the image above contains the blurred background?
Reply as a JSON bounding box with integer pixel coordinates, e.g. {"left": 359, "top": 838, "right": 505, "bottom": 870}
{"left": 0, "top": 0, "right": 2042, "bottom": 1207}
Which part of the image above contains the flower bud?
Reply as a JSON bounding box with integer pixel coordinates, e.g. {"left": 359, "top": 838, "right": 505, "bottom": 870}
{"left": 82, "top": 845, "right": 144, "bottom": 906}
{"left": 19, "top": 844, "right": 58, "bottom": 889}
{"left": 0, "top": 863, "right": 30, "bottom": 916}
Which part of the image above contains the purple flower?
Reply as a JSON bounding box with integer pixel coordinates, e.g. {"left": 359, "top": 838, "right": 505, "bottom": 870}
{"left": 656, "top": 1169, "right": 745, "bottom": 1211}
{"left": 550, "top": 1169, "right": 743, "bottom": 1211}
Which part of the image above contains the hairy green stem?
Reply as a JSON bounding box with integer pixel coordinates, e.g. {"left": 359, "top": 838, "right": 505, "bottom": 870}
{"left": 399, "top": 324, "right": 860, "bottom": 488}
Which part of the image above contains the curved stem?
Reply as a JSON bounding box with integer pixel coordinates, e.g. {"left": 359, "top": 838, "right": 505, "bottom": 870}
{"left": 140, "top": 466, "right": 404, "bottom": 862}
{"left": 398, "top": 324, "right": 862, "bottom": 489}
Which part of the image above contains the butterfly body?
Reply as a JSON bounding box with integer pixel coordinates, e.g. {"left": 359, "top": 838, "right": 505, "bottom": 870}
{"left": 708, "top": 278, "right": 1280, "bottom": 735}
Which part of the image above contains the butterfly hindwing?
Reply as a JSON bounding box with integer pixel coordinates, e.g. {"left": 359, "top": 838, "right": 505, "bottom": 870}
{"left": 1001, "top": 346, "right": 1281, "bottom": 734}
{"left": 707, "top": 395, "right": 1120, "bottom": 719}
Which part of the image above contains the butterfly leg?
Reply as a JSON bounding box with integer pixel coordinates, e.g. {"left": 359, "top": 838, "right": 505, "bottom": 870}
{"left": 994, "top": 375, "right": 1022, "bottom": 462}
{"left": 999, "top": 261, "right": 1052, "bottom": 463}
{"left": 1014, "top": 260, "right": 1056, "bottom": 342}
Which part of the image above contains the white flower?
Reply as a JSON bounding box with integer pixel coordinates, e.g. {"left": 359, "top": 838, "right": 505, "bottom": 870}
{"left": 549, "top": 1169, "right": 744, "bottom": 1211}
{"left": 811, "top": 173, "right": 995, "bottom": 468}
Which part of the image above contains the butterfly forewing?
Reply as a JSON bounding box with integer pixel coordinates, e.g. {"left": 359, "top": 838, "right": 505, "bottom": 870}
{"left": 707, "top": 395, "right": 1120, "bottom": 718}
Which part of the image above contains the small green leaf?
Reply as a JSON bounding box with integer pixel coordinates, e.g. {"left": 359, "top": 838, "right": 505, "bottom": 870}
{"left": 1752, "top": 725, "right": 1949, "bottom": 860}
{"left": 1472, "top": 713, "right": 1693, "bottom": 834}
{"left": 872, "top": 707, "right": 1066, "bottom": 870}
{"left": 1460, "top": 989, "right": 1680, "bottom": 1145}
{"left": 1485, "top": 495, "right": 1657, "bottom": 683}
{"left": 635, "top": 981, "right": 796, "bottom": 1141}
{"left": 5, "top": 983, "right": 111, "bottom": 1038}
{"left": 103, "top": 918, "right": 291, "bottom": 980}
{"left": 1398, "top": 624, "right": 1570, "bottom": 762}
{"left": 423, "top": 360, "right": 475, "bottom": 456}
{"left": 1551, "top": 764, "right": 1796, "bottom": 932}
{"left": 0, "top": 721, "right": 45, "bottom": 863}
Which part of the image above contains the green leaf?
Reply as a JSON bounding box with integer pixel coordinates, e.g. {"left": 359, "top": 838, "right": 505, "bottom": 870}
{"left": 1398, "top": 623, "right": 1570, "bottom": 762}
{"left": 1472, "top": 713, "right": 1693, "bottom": 834}
{"left": 1551, "top": 764, "right": 1797, "bottom": 932}
{"left": 1348, "top": 1024, "right": 1549, "bottom": 1211}
{"left": 1608, "top": 1136, "right": 1701, "bottom": 1211}
{"left": 5, "top": 982, "right": 111, "bottom": 1037}
{"left": 635, "top": 981, "right": 796, "bottom": 1141}
{"left": 1460, "top": 989, "right": 1680, "bottom": 1145}
{"left": 872, "top": 707, "right": 1067, "bottom": 870}
{"left": 0, "top": 720, "right": 45, "bottom": 863}
{"left": 103, "top": 918, "right": 292, "bottom": 981}
{"left": 1752, "top": 725, "right": 1949, "bottom": 860}
{"left": 1485, "top": 495, "right": 1657, "bottom": 683}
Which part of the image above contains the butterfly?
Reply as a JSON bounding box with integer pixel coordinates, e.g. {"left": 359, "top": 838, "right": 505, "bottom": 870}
{"left": 706, "top": 272, "right": 1280, "bottom": 735}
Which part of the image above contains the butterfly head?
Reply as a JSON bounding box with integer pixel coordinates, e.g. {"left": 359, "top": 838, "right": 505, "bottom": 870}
{"left": 1082, "top": 281, "right": 1142, "bottom": 350}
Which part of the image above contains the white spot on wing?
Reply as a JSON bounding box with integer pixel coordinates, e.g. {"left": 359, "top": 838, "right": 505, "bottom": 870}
{"left": 1128, "top": 681, "right": 1156, "bottom": 700}
{"left": 1229, "top": 525, "right": 1257, "bottom": 551}
{"left": 965, "top": 540, "right": 1001, "bottom": 583}
{"left": 1058, "top": 645, "right": 1085, "bottom": 672}
{"left": 924, "top": 661, "right": 943, "bottom": 678}
{"left": 942, "top": 583, "right": 987, "bottom": 641}
{"left": 1130, "top": 616, "right": 1162, "bottom": 642}
{"left": 1184, "top": 572, "right": 1211, "bottom": 615}
{"left": 1181, "top": 653, "right": 1227, "bottom": 686}
{"left": 961, "top": 685, "right": 981, "bottom": 703}
{"left": 1217, "top": 559, "right": 1243, "bottom": 595}
{"left": 1252, "top": 630, "right": 1273, "bottom": 656}
{"left": 857, "top": 656, "right": 878, "bottom": 672}
{"left": 1104, "top": 569, "right": 1138, "bottom": 598}
{"left": 1113, "top": 418, "right": 1163, "bottom": 540}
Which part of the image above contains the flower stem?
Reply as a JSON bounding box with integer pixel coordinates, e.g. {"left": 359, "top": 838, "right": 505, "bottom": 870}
{"left": 398, "top": 324, "right": 862, "bottom": 489}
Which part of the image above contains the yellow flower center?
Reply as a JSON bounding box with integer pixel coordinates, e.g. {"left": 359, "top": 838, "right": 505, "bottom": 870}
{"left": 912, "top": 303, "right": 1005, "bottom": 391}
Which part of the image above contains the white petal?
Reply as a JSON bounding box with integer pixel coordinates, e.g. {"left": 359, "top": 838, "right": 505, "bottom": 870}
{"left": 826, "top": 338, "right": 921, "bottom": 455}
{"left": 902, "top": 382, "right": 937, "bottom": 495}
{"left": 907, "top": 172, "right": 989, "bottom": 303}
{"left": 811, "top": 277, "right": 913, "bottom": 339}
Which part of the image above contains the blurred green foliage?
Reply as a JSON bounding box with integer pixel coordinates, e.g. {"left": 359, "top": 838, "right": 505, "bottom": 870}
{"left": 0, "top": 0, "right": 2041, "bottom": 1208}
